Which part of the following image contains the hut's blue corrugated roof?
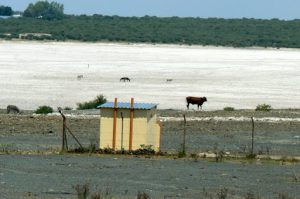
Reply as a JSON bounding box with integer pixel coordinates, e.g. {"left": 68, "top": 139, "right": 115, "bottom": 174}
{"left": 97, "top": 102, "right": 158, "bottom": 110}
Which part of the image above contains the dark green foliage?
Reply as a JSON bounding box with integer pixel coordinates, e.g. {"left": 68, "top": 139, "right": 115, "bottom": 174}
{"left": 223, "top": 107, "right": 235, "bottom": 111}
{"left": 63, "top": 106, "right": 73, "bottom": 110}
{"left": 23, "top": 1, "right": 64, "bottom": 20}
{"left": 77, "top": 95, "right": 107, "bottom": 110}
{"left": 35, "top": 105, "right": 54, "bottom": 114}
{"left": 2, "top": 16, "right": 300, "bottom": 48}
{"left": 246, "top": 153, "right": 257, "bottom": 159}
{"left": 255, "top": 104, "right": 272, "bottom": 111}
{"left": 0, "top": 5, "right": 13, "bottom": 16}
{"left": 177, "top": 151, "right": 186, "bottom": 158}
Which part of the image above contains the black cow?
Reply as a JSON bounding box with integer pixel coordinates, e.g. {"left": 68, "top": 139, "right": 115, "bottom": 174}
{"left": 186, "top": 96, "right": 207, "bottom": 110}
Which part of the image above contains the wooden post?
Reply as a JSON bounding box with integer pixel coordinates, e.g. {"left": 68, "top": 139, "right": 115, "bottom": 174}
{"left": 182, "top": 114, "right": 186, "bottom": 154}
{"left": 251, "top": 117, "right": 255, "bottom": 155}
{"left": 112, "top": 98, "right": 118, "bottom": 150}
{"left": 58, "top": 108, "right": 68, "bottom": 151}
{"left": 129, "top": 98, "right": 134, "bottom": 150}
{"left": 158, "top": 121, "right": 162, "bottom": 152}
{"left": 121, "top": 112, "right": 124, "bottom": 150}
{"left": 59, "top": 108, "right": 83, "bottom": 151}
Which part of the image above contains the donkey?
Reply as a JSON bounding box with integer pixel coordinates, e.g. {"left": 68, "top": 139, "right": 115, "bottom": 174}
{"left": 7, "top": 105, "right": 20, "bottom": 114}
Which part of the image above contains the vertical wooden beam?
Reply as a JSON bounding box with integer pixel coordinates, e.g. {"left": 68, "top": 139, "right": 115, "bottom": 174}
{"left": 157, "top": 121, "right": 162, "bottom": 152}
{"left": 129, "top": 98, "right": 134, "bottom": 150}
{"left": 121, "top": 112, "right": 124, "bottom": 150}
{"left": 112, "top": 98, "right": 118, "bottom": 150}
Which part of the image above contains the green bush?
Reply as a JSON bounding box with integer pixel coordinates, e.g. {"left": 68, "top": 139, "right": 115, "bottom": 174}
{"left": 35, "top": 105, "right": 54, "bottom": 114}
{"left": 255, "top": 104, "right": 272, "bottom": 111}
{"left": 223, "top": 107, "right": 235, "bottom": 111}
{"left": 77, "top": 94, "right": 107, "bottom": 110}
{"left": 63, "top": 106, "right": 73, "bottom": 110}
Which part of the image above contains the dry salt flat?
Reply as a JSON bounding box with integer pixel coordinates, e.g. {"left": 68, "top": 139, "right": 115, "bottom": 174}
{"left": 0, "top": 41, "right": 300, "bottom": 110}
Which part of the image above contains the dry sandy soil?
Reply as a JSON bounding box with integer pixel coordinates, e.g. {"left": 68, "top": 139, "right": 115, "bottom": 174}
{"left": 0, "top": 109, "right": 300, "bottom": 198}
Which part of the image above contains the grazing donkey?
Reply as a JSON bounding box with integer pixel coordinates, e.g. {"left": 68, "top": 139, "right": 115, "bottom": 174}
{"left": 120, "top": 77, "right": 130, "bottom": 82}
{"left": 7, "top": 105, "right": 20, "bottom": 114}
{"left": 77, "top": 75, "right": 83, "bottom": 80}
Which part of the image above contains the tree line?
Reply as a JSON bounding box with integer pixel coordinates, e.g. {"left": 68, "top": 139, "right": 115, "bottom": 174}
{"left": 1, "top": 1, "right": 300, "bottom": 48}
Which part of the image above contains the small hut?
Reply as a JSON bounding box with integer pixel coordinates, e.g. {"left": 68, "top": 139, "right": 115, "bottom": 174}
{"left": 97, "top": 98, "right": 161, "bottom": 151}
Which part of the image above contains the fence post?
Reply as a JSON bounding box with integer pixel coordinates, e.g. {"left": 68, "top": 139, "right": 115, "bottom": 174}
{"left": 58, "top": 108, "right": 68, "bottom": 151}
{"left": 182, "top": 114, "right": 187, "bottom": 155}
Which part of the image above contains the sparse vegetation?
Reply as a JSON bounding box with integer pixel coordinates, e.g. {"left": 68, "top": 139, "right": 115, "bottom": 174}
{"left": 215, "top": 150, "right": 225, "bottom": 162}
{"left": 63, "top": 106, "right": 73, "bottom": 110}
{"left": 177, "top": 151, "right": 186, "bottom": 158}
{"left": 70, "top": 146, "right": 159, "bottom": 156}
{"left": 77, "top": 94, "right": 107, "bottom": 110}
{"left": 244, "top": 192, "right": 261, "bottom": 199}
{"left": 246, "top": 153, "right": 257, "bottom": 159}
{"left": 137, "top": 192, "right": 151, "bottom": 199}
{"left": 223, "top": 107, "right": 235, "bottom": 111}
{"left": 217, "top": 188, "right": 228, "bottom": 199}
{"left": 292, "top": 172, "right": 299, "bottom": 182}
{"left": 190, "top": 153, "right": 198, "bottom": 162}
{"left": 255, "top": 104, "right": 272, "bottom": 111}
{"left": 75, "top": 183, "right": 90, "bottom": 199}
{"left": 278, "top": 193, "right": 294, "bottom": 199}
{"left": 74, "top": 183, "right": 150, "bottom": 199}
{"left": 35, "top": 105, "right": 54, "bottom": 114}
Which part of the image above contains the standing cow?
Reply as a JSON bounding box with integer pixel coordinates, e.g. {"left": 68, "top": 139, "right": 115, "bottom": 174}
{"left": 186, "top": 96, "right": 207, "bottom": 110}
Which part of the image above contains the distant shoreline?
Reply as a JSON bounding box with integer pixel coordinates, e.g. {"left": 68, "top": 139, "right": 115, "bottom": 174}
{"left": 2, "top": 39, "right": 300, "bottom": 52}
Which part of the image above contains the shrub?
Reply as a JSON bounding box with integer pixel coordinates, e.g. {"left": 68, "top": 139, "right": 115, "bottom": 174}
{"left": 223, "top": 107, "right": 235, "bottom": 111}
{"left": 137, "top": 192, "right": 151, "bottom": 199}
{"left": 63, "top": 106, "right": 73, "bottom": 110}
{"left": 74, "top": 183, "right": 90, "bottom": 199}
{"left": 77, "top": 94, "right": 107, "bottom": 110}
{"left": 217, "top": 188, "right": 228, "bottom": 199}
{"left": 246, "top": 153, "right": 257, "bottom": 159}
{"left": 35, "top": 105, "right": 54, "bottom": 114}
{"left": 255, "top": 104, "right": 272, "bottom": 111}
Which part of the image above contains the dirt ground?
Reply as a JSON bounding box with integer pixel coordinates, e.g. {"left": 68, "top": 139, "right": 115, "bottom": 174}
{"left": 0, "top": 109, "right": 300, "bottom": 156}
{"left": 0, "top": 109, "right": 300, "bottom": 198}
{"left": 1, "top": 154, "right": 300, "bottom": 199}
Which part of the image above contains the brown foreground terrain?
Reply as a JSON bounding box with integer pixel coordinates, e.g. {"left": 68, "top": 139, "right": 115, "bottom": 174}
{"left": 0, "top": 108, "right": 300, "bottom": 156}
{"left": 0, "top": 109, "right": 300, "bottom": 198}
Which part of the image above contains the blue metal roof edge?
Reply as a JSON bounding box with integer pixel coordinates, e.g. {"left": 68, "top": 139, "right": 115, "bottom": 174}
{"left": 97, "top": 102, "right": 158, "bottom": 110}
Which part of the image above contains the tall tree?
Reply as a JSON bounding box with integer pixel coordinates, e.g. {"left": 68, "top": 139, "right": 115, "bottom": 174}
{"left": 23, "top": 1, "right": 64, "bottom": 20}
{"left": 0, "top": 6, "right": 13, "bottom": 16}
